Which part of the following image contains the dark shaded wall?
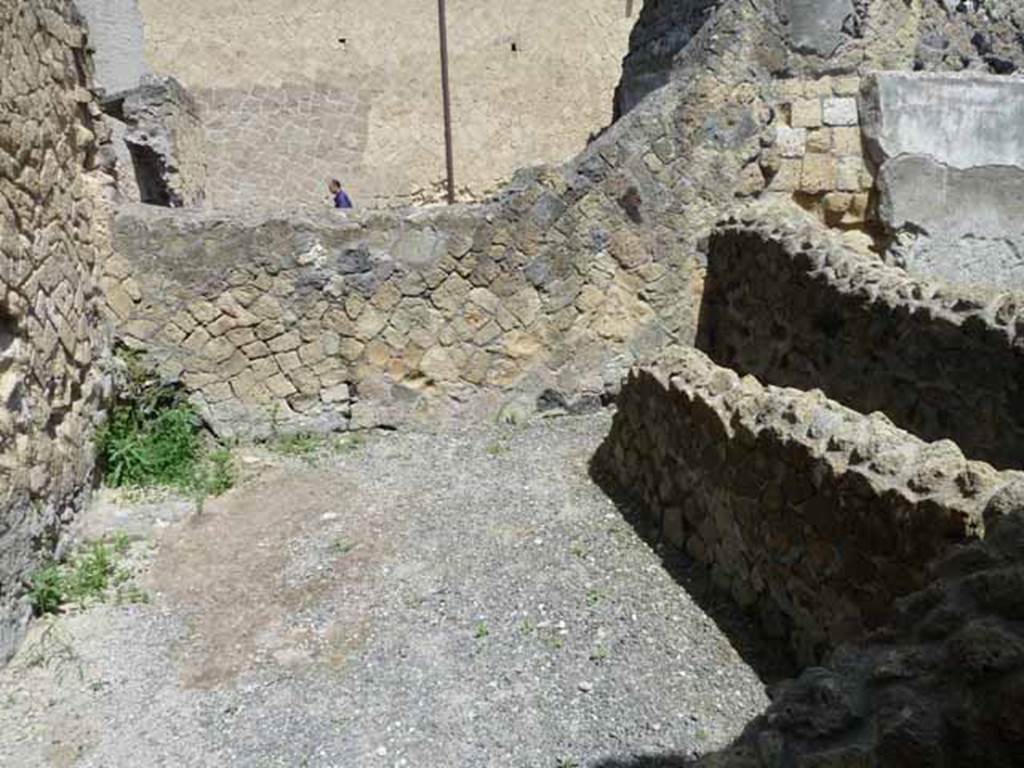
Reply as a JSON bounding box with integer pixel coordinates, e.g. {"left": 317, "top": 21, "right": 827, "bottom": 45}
{"left": 698, "top": 216, "right": 1024, "bottom": 469}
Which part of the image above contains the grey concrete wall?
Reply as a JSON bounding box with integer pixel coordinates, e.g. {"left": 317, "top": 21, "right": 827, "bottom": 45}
{"left": 74, "top": 0, "right": 150, "bottom": 94}
{"left": 862, "top": 72, "right": 1024, "bottom": 289}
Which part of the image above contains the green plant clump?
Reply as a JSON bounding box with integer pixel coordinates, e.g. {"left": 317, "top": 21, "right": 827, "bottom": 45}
{"left": 96, "top": 354, "right": 234, "bottom": 496}
{"left": 29, "top": 535, "right": 143, "bottom": 616}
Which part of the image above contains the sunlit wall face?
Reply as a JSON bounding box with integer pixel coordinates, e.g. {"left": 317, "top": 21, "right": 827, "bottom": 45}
{"left": 136, "top": 0, "right": 636, "bottom": 209}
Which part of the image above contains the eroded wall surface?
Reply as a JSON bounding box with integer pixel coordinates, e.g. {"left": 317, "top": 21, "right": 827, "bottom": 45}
{"left": 108, "top": 187, "right": 688, "bottom": 439}
{"left": 108, "top": 0, "right": 1024, "bottom": 439}
{"left": 74, "top": 0, "right": 149, "bottom": 95}
{"left": 699, "top": 211, "right": 1024, "bottom": 469}
{"left": 595, "top": 348, "right": 1017, "bottom": 662}
{"left": 694, "top": 502, "right": 1024, "bottom": 768}
{"left": 0, "top": 0, "right": 112, "bottom": 662}
{"left": 862, "top": 71, "right": 1024, "bottom": 289}
{"left": 108, "top": 0, "right": 787, "bottom": 436}
{"left": 136, "top": 0, "right": 636, "bottom": 209}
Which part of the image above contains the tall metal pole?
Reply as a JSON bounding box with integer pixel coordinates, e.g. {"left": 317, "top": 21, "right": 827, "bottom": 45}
{"left": 437, "top": 0, "right": 456, "bottom": 205}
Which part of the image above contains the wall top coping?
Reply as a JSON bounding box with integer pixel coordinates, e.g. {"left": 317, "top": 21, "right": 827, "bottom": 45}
{"left": 711, "top": 206, "right": 1024, "bottom": 349}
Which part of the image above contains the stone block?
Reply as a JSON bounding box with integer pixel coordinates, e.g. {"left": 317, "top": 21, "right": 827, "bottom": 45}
{"left": 823, "top": 97, "right": 859, "bottom": 126}
{"left": 805, "top": 128, "right": 832, "bottom": 154}
{"left": 837, "top": 157, "right": 866, "bottom": 192}
{"left": 769, "top": 159, "right": 803, "bottom": 192}
{"left": 322, "top": 383, "right": 350, "bottom": 403}
{"left": 790, "top": 99, "right": 823, "bottom": 129}
{"left": 776, "top": 126, "right": 808, "bottom": 158}
{"left": 831, "top": 127, "right": 863, "bottom": 156}
{"left": 832, "top": 77, "right": 861, "bottom": 96}
{"left": 800, "top": 155, "right": 837, "bottom": 193}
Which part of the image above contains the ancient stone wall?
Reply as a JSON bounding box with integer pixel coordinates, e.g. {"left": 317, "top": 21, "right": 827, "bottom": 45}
{"left": 699, "top": 211, "right": 1024, "bottom": 469}
{"left": 697, "top": 502, "right": 1024, "bottom": 768}
{"left": 594, "top": 348, "right": 1020, "bottom": 662}
{"left": 0, "top": 0, "right": 112, "bottom": 662}
{"left": 107, "top": 0, "right": 797, "bottom": 437}
{"left": 114, "top": 75, "right": 206, "bottom": 207}
{"left": 613, "top": 0, "right": 718, "bottom": 119}
{"left": 105, "top": 0, "right": 1024, "bottom": 441}
{"left": 107, "top": 192, "right": 685, "bottom": 439}
{"left": 759, "top": 75, "right": 876, "bottom": 231}
{"left": 135, "top": 0, "right": 636, "bottom": 210}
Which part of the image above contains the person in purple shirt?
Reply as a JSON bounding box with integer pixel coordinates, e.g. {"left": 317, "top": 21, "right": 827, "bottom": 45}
{"left": 328, "top": 178, "right": 353, "bottom": 209}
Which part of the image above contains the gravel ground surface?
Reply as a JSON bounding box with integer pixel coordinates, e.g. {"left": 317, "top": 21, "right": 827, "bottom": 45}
{"left": 0, "top": 413, "right": 780, "bottom": 768}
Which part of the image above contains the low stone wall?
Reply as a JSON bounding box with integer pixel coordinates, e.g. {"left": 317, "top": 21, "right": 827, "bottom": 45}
{"left": 697, "top": 502, "right": 1024, "bottom": 768}
{"left": 594, "top": 348, "right": 1021, "bottom": 662}
{"left": 1, "top": 0, "right": 112, "bottom": 662}
{"left": 699, "top": 211, "right": 1024, "bottom": 469}
{"left": 107, "top": 192, "right": 684, "bottom": 438}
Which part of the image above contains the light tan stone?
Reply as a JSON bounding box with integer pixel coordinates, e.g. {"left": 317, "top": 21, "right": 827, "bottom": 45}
{"left": 354, "top": 306, "right": 387, "bottom": 340}
{"left": 266, "top": 373, "right": 297, "bottom": 397}
{"left": 267, "top": 331, "right": 301, "bottom": 353}
{"left": 832, "top": 76, "right": 861, "bottom": 96}
{"left": 769, "top": 159, "right": 803, "bottom": 192}
{"left": 800, "top": 154, "right": 837, "bottom": 193}
{"left": 371, "top": 282, "right": 402, "bottom": 312}
{"left": 790, "top": 98, "right": 822, "bottom": 128}
{"left": 364, "top": 339, "right": 392, "bottom": 367}
{"left": 805, "top": 128, "right": 832, "bottom": 154}
{"left": 832, "top": 126, "right": 863, "bottom": 155}
{"left": 419, "top": 346, "right": 459, "bottom": 381}
{"left": 275, "top": 351, "right": 302, "bottom": 372}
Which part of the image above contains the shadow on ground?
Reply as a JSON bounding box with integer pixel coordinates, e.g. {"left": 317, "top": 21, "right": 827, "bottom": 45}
{"left": 591, "top": 753, "right": 697, "bottom": 767}
{"left": 589, "top": 457, "right": 798, "bottom": 687}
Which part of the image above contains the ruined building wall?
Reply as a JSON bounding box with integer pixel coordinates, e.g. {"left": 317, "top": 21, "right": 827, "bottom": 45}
{"left": 0, "top": 0, "right": 112, "bottom": 662}
{"left": 696, "top": 501, "right": 1024, "bottom": 768}
{"left": 108, "top": 0, "right": 785, "bottom": 437}
{"left": 595, "top": 348, "right": 1020, "bottom": 662}
{"left": 613, "top": 0, "right": 718, "bottom": 119}
{"left": 107, "top": 187, "right": 687, "bottom": 439}
{"left": 698, "top": 212, "right": 1024, "bottom": 469}
{"left": 135, "top": 0, "right": 636, "bottom": 210}
{"left": 107, "top": 0, "right": 1024, "bottom": 438}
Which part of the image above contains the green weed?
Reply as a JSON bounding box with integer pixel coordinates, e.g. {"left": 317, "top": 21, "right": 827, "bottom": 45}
{"left": 474, "top": 621, "right": 490, "bottom": 639}
{"left": 29, "top": 537, "right": 145, "bottom": 616}
{"left": 96, "top": 356, "right": 234, "bottom": 498}
{"left": 332, "top": 538, "right": 357, "bottom": 556}
{"left": 270, "top": 432, "right": 324, "bottom": 460}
